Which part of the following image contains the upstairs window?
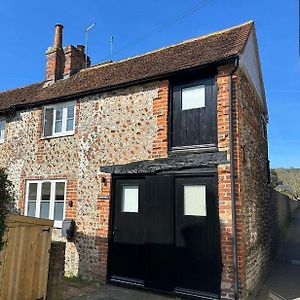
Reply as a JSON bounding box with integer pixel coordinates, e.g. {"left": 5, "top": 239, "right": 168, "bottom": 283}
{"left": 43, "top": 102, "right": 75, "bottom": 137}
{"left": 181, "top": 85, "right": 205, "bottom": 110}
{"left": 171, "top": 77, "right": 217, "bottom": 150}
{"left": 0, "top": 119, "right": 5, "bottom": 143}
{"left": 25, "top": 180, "right": 66, "bottom": 228}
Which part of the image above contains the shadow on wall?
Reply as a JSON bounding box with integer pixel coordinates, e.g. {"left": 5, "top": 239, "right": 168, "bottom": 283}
{"left": 69, "top": 232, "right": 108, "bottom": 282}
{"left": 269, "top": 187, "right": 300, "bottom": 257}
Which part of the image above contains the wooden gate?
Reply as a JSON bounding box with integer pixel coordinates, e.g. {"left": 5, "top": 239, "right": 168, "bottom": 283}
{"left": 0, "top": 214, "right": 53, "bottom": 300}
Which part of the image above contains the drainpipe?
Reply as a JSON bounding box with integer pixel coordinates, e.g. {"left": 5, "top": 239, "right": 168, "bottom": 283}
{"left": 229, "top": 57, "right": 239, "bottom": 300}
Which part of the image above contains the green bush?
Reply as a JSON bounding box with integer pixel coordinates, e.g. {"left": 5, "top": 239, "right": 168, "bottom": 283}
{"left": 0, "top": 168, "right": 15, "bottom": 252}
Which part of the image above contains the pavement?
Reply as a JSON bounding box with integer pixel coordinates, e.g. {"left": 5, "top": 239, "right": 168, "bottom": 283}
{"left": 65, "top": 284, "right": 175, "bottom": 300}
{"left": 256, "top": 209, "right": 300, "bottom": 300}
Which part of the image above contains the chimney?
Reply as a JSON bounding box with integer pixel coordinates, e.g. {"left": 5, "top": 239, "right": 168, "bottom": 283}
{"left": 45, "top": 24, "right": 90, "bottom": 83}
{"left": 63, "top": 44, "right": 89, "bottom": 78}
{"left": 45, "top": 24, "right": 65, "bottom": 82}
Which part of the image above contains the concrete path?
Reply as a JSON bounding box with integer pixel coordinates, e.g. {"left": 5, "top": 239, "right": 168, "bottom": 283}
{"left": 256, "top": 209, "right": 300, "bottom": 300}
{"left": 66, "top": 284, "right": 176, "bottom": 300}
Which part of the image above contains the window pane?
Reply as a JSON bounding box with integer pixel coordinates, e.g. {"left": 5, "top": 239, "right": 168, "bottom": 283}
{"left": 40, "top": 202, "right": 50, "bottom": 219}
{"left": 184, "top": 185, "right": 206, "bottom": 216}
{"left": 67, "top": 105, "right": 74, "bottom": 118}
{"left": 43, "top": 108, "right": 54, "bottom": 137}
{"left": 182, "top": 85, "right": 205, "bottom": 110}
{"left": 54, "top": 202, "right": 64, "bottom": 221}
{"left": 122, "top": 186, "right": 139, "bottom": 213}
{"left": 41, "top": 182, "right": 51, "bottom": 201}
{"left": 28, "top": 183, "right": 38, "bottom": 201}
{"left": 0, "top": 120, "right": 5, "bottom": 140}
{"left": 56, "top": 108, "right": 63, "bottom": 121}
{"left": 55, "top": 182, "right": 65, "bottom": 201}
{"left": 66, "top": 118, "right": 74, "bottom": 131}
{"left": 27, "top": 202, "right": 36, "bottom": 217}
{"left": 55, "top": 120, "right": 62, "bottom": 133}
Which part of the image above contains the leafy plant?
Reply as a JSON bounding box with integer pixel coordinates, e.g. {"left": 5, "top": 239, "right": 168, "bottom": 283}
{"left": 0, "top": 168, "right": 15, "bottom": 252}
{"left": 273, "top": 168, "right": 300, "bottom": 197}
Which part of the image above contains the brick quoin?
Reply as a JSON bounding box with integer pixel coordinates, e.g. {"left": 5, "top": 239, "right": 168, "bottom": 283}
{"left": 217, "top": 64, "right": 270, "bottom": 299}
{"left": 152, "top": 80, "right": 169, "bottom": 159}
{"left": 217, "top": 64, "right": 246, "bottom": 299}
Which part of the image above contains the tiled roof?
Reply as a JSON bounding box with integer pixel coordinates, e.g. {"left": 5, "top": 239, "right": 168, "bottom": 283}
{"left": 0, "top": 21, "right": 253, "bottom": 111}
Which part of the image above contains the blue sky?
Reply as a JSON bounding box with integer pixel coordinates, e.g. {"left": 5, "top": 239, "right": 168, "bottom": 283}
{"left": 0, "top": 0, "right": 299, "bottom": 167}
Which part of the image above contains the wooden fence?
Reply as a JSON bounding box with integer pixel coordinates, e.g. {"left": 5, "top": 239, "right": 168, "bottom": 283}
{"left": 0, "top": 214, "right": 53, "bottom": 300}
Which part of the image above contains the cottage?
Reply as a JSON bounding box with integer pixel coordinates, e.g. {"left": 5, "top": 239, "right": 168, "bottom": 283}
{"left": 0, "top": 21, "right": 270, "bottom": 299}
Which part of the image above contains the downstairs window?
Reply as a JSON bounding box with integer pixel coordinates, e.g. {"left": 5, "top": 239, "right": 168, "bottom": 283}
{"left": 25, "top": 180, "right": 66, "bottom": 228}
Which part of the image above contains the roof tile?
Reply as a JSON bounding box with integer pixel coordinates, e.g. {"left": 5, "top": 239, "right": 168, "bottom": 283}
{"left": 0, "top": 21, "right": 253, "bottom": 111}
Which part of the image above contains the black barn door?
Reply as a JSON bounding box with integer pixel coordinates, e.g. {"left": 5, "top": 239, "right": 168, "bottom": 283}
{"left": 144, "top": 175, "right": 174, "bottom": 291}
{"left": 174, "top": 176, "right": 221, "bottom": 297}
{"left": 109, "top": 174, "right": 221, "bottom": 298}
{"left": 109, "top": 178, "right": 146, "bottom": 285}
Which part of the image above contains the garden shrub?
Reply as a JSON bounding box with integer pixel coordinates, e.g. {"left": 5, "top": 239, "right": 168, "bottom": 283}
{"left": 0, "top": 168, "right": 15, "bottom": 252}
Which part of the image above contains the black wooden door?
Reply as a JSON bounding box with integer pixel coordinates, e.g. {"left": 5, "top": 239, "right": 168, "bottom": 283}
{"left": 174, "top": 176, "right": 221, "bottom": 297}
{"left": 109, "top": 174, "right": 221, "bottom": 297}
{"left": 172, "top": 77, "right": 217, "bottom": 149}
{"left": 109, "top": 178, "right": 146, "bottom": 285}
{"left": 144, "top": 175, "right": 174, "bottom": 290}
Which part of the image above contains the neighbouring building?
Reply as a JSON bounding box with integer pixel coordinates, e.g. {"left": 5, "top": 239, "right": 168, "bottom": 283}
{"left": 0, "top": 21, "right": 270, "bottom": 299}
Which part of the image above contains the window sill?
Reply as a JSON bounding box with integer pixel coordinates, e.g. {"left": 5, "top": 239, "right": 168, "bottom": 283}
{"left": 169, "top": 144, "right": 218, "bottom": 155}
{"left": 54, "top": 222, "right": 62, "bottom": 229}
{"left": 0, "top": 139, "right": 4, "bottom": 144}
{"left": 40, "top": 132, "right": 75, "bottom": 140}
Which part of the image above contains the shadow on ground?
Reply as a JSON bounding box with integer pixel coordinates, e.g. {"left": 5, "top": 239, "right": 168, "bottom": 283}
{"left": 256, "top": 209, "right": 300, "bottom": 300}
{"left": 64, "top": 283, "right": 175, "bottom": 300}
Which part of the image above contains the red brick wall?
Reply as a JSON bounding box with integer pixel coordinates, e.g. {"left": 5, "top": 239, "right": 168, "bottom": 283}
{"left": 235, "top": 70, "right": 270, "bottom": 296}
{"left": 217, "top": 64, "right": 270, "bottom": 299}
{"left": 152, "top": 80, "right": 169, "bottom": 159}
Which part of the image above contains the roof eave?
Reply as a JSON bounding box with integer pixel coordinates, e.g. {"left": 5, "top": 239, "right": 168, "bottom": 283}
{"left": 10, "top": 55, "right": 239, "bottom": 112}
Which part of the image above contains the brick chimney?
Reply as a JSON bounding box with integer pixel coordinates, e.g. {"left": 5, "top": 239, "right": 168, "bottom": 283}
{"left": 45, "top": 24, "right": 90, "bottom": 83}
{"left": 63, "top": 44, "right": 90, "bottom": 78}
{"left": 46, "top": 24, "right": 64, "bottom": 82}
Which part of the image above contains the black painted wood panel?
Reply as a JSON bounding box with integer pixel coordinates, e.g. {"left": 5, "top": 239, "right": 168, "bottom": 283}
{"left": 171, "top": 77, "right": 217, "bottom": 149}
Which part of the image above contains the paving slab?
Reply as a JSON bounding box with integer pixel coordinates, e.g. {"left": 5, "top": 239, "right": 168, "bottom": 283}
{"left": 66, "top": 284, "right": 177, "bottom": 300}
{"left": 256, "top": 209, "right": 300, "bottom": 300}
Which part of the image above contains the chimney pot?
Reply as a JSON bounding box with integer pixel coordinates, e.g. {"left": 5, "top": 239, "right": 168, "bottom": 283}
{"left": 77, "top": 44, "right": 85, "bottom": 52}
{"left": 54, "top": 24, "right": 63, "bottom": 48}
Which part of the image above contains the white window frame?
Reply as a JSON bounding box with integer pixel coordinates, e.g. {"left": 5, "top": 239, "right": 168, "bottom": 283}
{"left": 261, "top": 114, "right": 268, "bottom": 140}
{"left": 0, "top": 118, "right": 6, "bottom": 143}
{"left": 24, "top": 179, "right": 67, "bottom": 228}
{"left": 181, "top": 84, "right": 206, "bottom": 110}
{"left": 42, "top": 101, "right": 76, "bottom": 138}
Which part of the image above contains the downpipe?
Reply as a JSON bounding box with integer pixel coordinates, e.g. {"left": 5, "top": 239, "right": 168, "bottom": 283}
{"left": 229, "top": 57, "right": 239, "bottom": 300}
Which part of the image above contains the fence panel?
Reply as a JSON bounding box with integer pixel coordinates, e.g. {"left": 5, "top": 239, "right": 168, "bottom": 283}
{"left": 0, "top": 214, "right": 53, "bottom": 300}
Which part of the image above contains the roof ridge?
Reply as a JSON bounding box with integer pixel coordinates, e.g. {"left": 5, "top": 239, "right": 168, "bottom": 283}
{"left": 81, "top": 20, "right": 254, "bottom": 73}
{"left": 0, "top": 20, "right": 255, "bottom": 109}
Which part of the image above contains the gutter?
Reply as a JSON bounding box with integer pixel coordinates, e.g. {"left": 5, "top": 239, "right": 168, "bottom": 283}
{"left": 229, "top": 57, "right": 239, "bottom": 300}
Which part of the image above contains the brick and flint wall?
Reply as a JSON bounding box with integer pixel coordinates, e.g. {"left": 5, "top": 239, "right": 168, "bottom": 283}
{"left": 217, "top": 64, "right": 270, "bottom": 299}
{"left": 0, "top": 80, "right": 169, "bottom": 280}
{"left": 0, "top": 64, "right": 269, "bottom": 298}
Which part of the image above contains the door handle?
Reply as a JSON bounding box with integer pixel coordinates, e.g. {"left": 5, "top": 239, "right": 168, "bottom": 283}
{"left": 113, "top": 227, "right": 119, "bottom": 235}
